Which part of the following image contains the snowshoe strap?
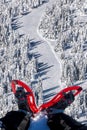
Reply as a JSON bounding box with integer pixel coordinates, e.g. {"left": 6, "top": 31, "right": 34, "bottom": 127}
{"left": 17, "top": 114, "right": 30, "bottom": 130}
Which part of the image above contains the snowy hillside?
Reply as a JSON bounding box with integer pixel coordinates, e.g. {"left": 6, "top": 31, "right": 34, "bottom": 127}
{"left": 38, "top": 0, "right": 87, "bottom": 87}
{"left": 0, "top": 0, "right": 87, "bottom": 130}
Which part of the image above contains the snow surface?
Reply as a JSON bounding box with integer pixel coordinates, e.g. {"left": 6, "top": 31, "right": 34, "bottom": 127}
{"left": 17, "top": 0, "right": 63, "bottom": 129}
{"left": 18, "top": 0, "right": 62, "bottom": 103}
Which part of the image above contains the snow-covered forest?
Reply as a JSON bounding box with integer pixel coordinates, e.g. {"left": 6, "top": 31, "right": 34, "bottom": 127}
{"left": 0, "top": 0, "right": 45, "bottom": 117}
{"left": 0, "top": 0, "right": 87, "bottom": 126}
{"left": 39, "top": 0, "right": 87, "bottom": 86}
{"left": 38, "top": 0, "right": 87, "bottom": 120}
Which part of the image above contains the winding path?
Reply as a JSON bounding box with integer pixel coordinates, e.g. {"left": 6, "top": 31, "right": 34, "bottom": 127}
{"left": 18, "top": 0, "right": 62, "bottom": 102}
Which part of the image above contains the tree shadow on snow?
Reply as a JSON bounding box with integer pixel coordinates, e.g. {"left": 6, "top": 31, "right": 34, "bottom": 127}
{"left": 37, "top": 62, "right": 54, "bottom": 79}
{"left": 41, "top": 77, "right": 50, "bottom": 81}
{"left": 43, "top": 86, "right": 58, "bottom": 103}
{"left": 33, "top": 52, "right": 42, "bottom": 59}
{"left": 74, "top": 80, "right": 86, "bottom": 86}
{"left": 11, "top": 16, "right": 24, "bottom": 30}
{"left": 43, "top": 86, "right": 58, "bottom": 94}
{"left": 39, "top": 70, "right": 48, "bottom": 77}
{"left": 38, "top": 62, "right": 53, "bottom": 72}
{"left": 11, "top": 21, "right": 23, "bottom": 30}
{"left": 43, "top": 92, "right": 56, "bottom": 103}
{"left": 30, "top": 40, "right": 43, "bottom": 50}
{"left": 21, "top": 11, "right": 30, "bottom": 16}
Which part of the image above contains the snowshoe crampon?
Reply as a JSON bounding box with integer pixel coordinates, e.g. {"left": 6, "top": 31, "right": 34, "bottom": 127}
{"left": 11, "top": 80, "right": 82, "bottom": 116}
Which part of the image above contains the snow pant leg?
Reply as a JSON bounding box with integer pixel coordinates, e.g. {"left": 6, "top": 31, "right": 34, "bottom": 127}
{"left": 0, "top": 111, "right": 30, "bottom": 130}
{"left": 47, "top": 113, "right": 83, "bottom": 130}
{"left": 77, "top": 125, "right": 87, "bottom": 130}
{"left": 47, "top": 113, "right": 65, "bottom": 130}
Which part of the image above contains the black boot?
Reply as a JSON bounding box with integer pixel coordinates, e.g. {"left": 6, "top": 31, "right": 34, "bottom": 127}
{"left": 15, "top": 87, "right": 32, "bottom": 114}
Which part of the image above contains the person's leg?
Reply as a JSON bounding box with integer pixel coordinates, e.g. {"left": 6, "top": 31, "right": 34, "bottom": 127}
{"left": 78, "top": 125, "right": 87, "bottom": 130}
{"left": 47, "top": 112, "right": 86, "bottom": 130}
{"left": 0, "top": 111, "right": 30, "bottom": 130}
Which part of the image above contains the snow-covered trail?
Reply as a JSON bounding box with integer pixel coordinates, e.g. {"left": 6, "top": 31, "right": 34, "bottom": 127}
{"left": 18, "top": 0, "right": 62, "bottom": 102}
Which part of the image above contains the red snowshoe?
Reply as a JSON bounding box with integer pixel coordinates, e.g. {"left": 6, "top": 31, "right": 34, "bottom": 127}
{"left": 46, "top": 91, "right": 75, "bottom": 114}
{"left": 11, "top": 80, "right": 82, "bottom": 115}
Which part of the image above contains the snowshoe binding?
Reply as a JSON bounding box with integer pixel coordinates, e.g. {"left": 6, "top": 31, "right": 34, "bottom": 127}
{"left": 15, "top": 87, "right": 32, "bottom": 115}
{"left": 46, "top": 91, "right": 75, "bottom": 115}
